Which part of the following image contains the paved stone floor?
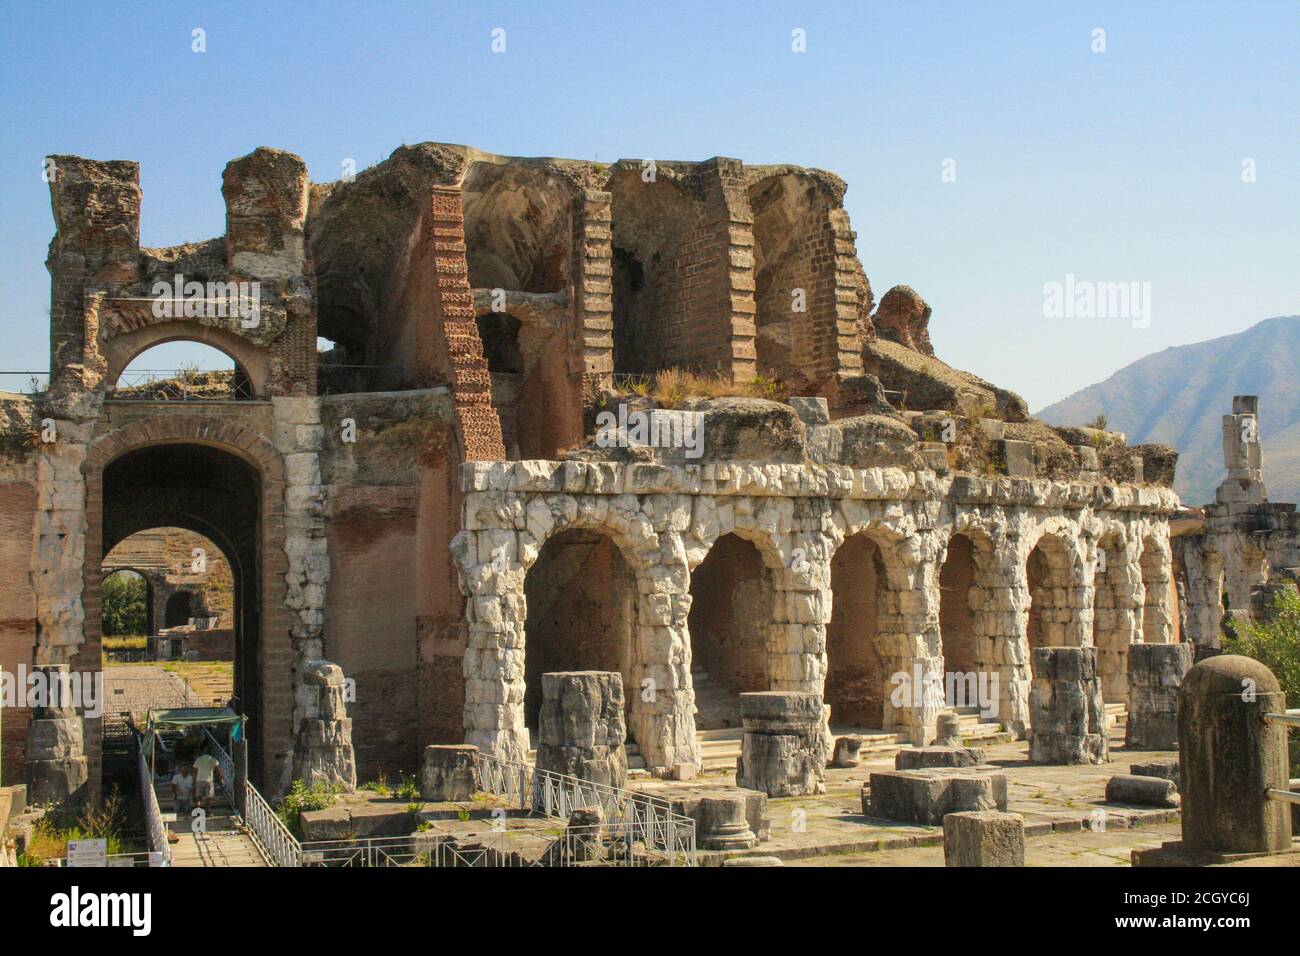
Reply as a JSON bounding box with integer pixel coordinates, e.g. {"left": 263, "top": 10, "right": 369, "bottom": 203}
{"left": 103, "top": 664, "right": 204, "bottom": 719}
{"left": 643, "top": 725, "right": 1188, "bottom": 865}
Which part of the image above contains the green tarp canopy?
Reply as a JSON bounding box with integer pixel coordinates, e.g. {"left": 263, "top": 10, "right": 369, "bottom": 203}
{"left": 142, "top": 707, "right": 244, "bottom": 763}
{"left": 146, "top": 707, "right": 241, "bottom": 729}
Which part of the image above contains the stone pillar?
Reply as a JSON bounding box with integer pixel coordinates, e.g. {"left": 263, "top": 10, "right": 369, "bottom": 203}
{"left": 735, "top": 691, "right": 826, "bottom": 797}
{"left": 1215, "top": 395, "right": 1266, "bottom": 504}
{"left": 1125, "top": 643, "right": 1193, "bottom": 750}
{"left": 24, "top": 665, "right": 89, "bottom": 806}
{"left": 1028, "top": 647, "right": 1108, "bottom": 764}
{"left": 291, "top": 661, "right": 356, "bottom": 790}
{"left": 1178, "top": 655, "right": 1291, "bottom": 856}
{"left": 628, "top": 548, "right": 698, "bottom": 773}
{"left": 983, "top": 546, "right": 1031, "bottom": 739}
{"left": 535, "top": 671, "right": 628, "bottom": 789}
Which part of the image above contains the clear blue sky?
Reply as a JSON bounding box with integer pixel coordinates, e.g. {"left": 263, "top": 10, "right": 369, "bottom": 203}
{"left": 1, "top": 0, "right": 1296, "bottom": 409}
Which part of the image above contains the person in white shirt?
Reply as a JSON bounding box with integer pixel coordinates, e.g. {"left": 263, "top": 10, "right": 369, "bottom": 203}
{"left": 171, "top": 764, "right": 195, "bottom": 815}
{"left": 192, "top": 749, "right": 223, "bottom": 809}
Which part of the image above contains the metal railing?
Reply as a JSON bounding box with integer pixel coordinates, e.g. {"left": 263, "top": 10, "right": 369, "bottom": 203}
{"left": 203, "top": 730, "right": 237, "bottom": 806}
{"left": 473, "top": 751, "right": 696, "bottom": 865}
{"left": 1263, "top": 708, "right": 1300, "bottom": 807}
{"left": 202, "top": 729, "right": 301, "bottom": 867}
{"left": 138, "top": 743, "right": 171, "bottom": 866}
{"left": 241, "top": 778, "right": 302, "bottom": 868}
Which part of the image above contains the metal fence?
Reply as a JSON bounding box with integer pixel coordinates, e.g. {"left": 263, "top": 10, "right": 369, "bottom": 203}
{"left": 138, "top": 744, "right": 172, "bottom": 866}
{"left": 473, "top": 751, "right": 697, "bottom": 865}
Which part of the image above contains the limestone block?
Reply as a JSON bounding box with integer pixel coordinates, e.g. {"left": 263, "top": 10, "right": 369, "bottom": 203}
{"left": 788, "top": 396, "right": 830, "bottom": 427}
{"left": 944, "top": 810, "right": 1025, "bottom": 867}
{"left": 867, "top": 768, "right": 1008, "bottom": 825}
{"left": 722, "top": 855, "right": 784, "bottom": 866}
{"left": 832, "top": 735, "right": 863, "bottom": 768}
{"left": 421, "top": 744, "right": 479, "bottom": 802}
{"left": 1105, "top": 774, "right": 1180, "bottom": 808}
{"left": 535, "top": 671, "right": 628, "bottom": 789}
{"left": 896, "top": 746, "right": 987, "bottom": 770}
{"left": 737, "top": 733, "right": 825, "bottom": 797}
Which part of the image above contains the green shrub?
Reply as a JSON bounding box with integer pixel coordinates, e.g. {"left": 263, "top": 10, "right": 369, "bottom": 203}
{"left": 1224, "top": 587, "right": 1300, "bottom": 774}
{"left": 276, "top": 780, "right": 341, "bottom": 837}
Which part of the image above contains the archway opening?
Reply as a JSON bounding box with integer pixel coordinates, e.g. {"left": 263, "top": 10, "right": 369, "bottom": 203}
{"left": 100, "top": 569, "right": 150, "bottom": 653}
{"left": 164, "top": 591, "right": 193, "bottom": 629}
{"left": 827, "top": 535, "right": 889, "bottom": 730}
{"left": 939, "top": 534, "right": 980, "bottom": 678}
{"left": 688, "top": 534, "right": 773, "bottom": 729}
{"left": 99, "top": 443, "right": 262, "bottom": 780}
{"left": 114, "top": 340, "right": 254, "bottom": 400}
{"left": 522, "top": 530, "right": 638, "bottom": 737}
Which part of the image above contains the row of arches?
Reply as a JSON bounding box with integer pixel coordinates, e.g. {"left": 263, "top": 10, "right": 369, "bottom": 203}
{"left": 518, "top": 524, "right": 1175, "bottom": 751}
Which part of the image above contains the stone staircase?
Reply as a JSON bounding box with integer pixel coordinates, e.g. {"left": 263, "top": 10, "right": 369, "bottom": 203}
{"left": 1103, "top": 701, "right": 1128, "bottom": 729}
{"left": 951, "top": 706, "right": 1015, "bottom": 745}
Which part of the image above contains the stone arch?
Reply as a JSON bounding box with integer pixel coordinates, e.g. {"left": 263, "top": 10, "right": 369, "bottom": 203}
{"left": 1025, "top": 529, "right": 1083, "bottom": 655}
{"left": 826, "top": 533, "right": 891, "bottom": 729}
{"left": 82, "top": 417, "right": 290, "bottom": 789}
{"left": 1139, "top": 534, "right": 1175, "bottom": 644}
{"left": 459, "top": 497, "right": 693, "bottom": 769}
{"left": 826, "top": 516, "right": 928, "bottom": 740}
{"left": 103, "top": 323, "right": 270, "bottom": 398}
{"left": 687, "top": 532, "right": 780, "bottom": 729}
{"left": 520, "top": 527, "right": 640, "bottom": 736}
{"left": 937, "top": 527, "right": 1002, "bottom": 709}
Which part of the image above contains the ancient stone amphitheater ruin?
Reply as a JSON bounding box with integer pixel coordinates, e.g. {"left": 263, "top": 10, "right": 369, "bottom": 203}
{"left": 3, "top": 142, "right": 1213, "bottom": 803}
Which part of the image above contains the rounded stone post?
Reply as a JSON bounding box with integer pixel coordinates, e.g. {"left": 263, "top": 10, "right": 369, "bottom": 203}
{"left": 1178, "top": 655, "right": 1292, "bottom": 856}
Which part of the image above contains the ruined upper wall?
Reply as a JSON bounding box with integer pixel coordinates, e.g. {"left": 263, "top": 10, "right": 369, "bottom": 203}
{"left": 43, "top": 148, "right": 317, "bottom": 403}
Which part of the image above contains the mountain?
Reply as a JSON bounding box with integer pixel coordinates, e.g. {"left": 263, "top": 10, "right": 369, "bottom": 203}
{"left": 1036, "top": 316, "right": 1300, "bottom": 507}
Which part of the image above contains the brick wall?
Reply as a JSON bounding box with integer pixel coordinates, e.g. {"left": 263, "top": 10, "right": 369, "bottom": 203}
{"left": 0, "top": 482, "right": 36, "bottom": 785}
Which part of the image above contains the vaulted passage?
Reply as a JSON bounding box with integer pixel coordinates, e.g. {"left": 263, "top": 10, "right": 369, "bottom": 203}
{"left": 522, "top": 530, "right": 637, "bottom": 734}
{"left": 688, "top": 534, "right": 773, "bottom": 729}
{"left": 827, "top": 535, "right": 888, "bottom": 729}
{"left": 99, "top": 443, "right": 263, "bottom": 776}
